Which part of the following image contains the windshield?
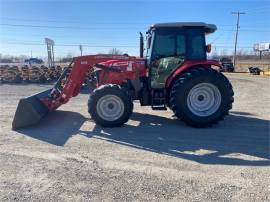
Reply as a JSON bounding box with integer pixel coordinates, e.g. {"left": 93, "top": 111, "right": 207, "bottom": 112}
{"left": 152, "top": 29, "right": 186, "bottom": 60}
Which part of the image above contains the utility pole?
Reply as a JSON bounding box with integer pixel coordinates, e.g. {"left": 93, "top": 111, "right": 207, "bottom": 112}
{"left": 231, "top": 11, "right": 245, "bottom": 68}
{"left": 79, "top": 44, "right": 83, "bottom": 56}
{"left": 52, "top": 44, "right": 55, "bottom": 66}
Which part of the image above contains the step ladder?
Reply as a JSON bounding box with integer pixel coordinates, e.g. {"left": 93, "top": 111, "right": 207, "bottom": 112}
{"left": 151, "top": 89, "right": 167, "bottom": 110}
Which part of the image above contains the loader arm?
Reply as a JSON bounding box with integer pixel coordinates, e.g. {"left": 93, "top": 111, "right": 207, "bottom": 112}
{"left": 41, "top": 60, "right": 91, "bottom": 111}
{"left": 42, "top": 55, "right": 135, "bottom": 110}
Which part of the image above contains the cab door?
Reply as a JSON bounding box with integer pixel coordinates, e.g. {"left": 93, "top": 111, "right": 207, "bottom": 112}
{"left": 149, "top": 29, "right": 186, "bottom": 89}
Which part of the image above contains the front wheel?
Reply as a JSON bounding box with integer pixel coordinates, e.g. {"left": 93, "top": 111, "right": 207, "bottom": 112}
{"left": 88, "top": 84, "right": 133, "bottom": 127}
{"left": 170, "top": 67, "right": 234, "bottom": 127}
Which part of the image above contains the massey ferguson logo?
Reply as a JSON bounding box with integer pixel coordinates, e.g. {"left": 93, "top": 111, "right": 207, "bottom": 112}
{"left": 81, "top": 61, "right": 88, "bottom": 65}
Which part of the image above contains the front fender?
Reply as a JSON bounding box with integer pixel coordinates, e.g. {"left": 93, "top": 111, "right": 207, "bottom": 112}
{"left": 165, "top": 60, "right": 221, "bottom": 88}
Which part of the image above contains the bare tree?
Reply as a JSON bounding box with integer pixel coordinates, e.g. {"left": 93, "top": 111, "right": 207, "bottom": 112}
{"left": 0, "top": 54, "right": 28, "bottom": 63}
{"left": 220, "top": 48, "right": 228, "bottom": 56}
{"left": 108, "top": 48, "right": 122, "bottom": 55}
{"left": 59, "top": 53, "right": 73, "bottom": 63}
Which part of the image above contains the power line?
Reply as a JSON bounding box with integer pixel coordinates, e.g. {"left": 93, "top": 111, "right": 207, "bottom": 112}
{"left": 0, "top": 41, "right": 254, "bottom": 50}
{"left": 245, "top": 7, "right": 269, "bottom": 13}
{"left": 0, "top": 23, "right": 146, "bottom": 30}
{"left": 0, "top": 39, "right": 138, "bottom": 47}
{"left": 213, "top": 46, "right": 252, "bottom": 49}
{"left": 244, "top": 6, "right": 268, "bottom": 12}
{"left": 0, "top": 23, "right": 269, "bottom": 32}
{"left": 1, "top": 39, "right": 138, "bottom": 45}
{"left": 1, "top": 38, "right": 256, "bottom": 48}
{"left": 0, "top": 17, "right": 151, "bottom": 25}
{"left": 0, "top": 33, "right": 139, "bottom": 40}
{"left": 0, "top": 41, "right": 138, "bottom": 48}
{"left": 1, "top": 17, "right": 268, "bottom": 26}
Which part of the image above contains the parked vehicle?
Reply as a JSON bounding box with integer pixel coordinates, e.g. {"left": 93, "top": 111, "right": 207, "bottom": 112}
{"left": 219, "top": 57, "right": 234, "bottom": 72}
{"left": 24, "top": 58, "right": 44, "bottom": 65}
{"left": 248, "top": 67, "right": 262, "bottom": 75}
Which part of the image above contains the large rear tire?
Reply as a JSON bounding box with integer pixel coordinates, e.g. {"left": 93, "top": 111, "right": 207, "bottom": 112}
{"left": 88, "top": 84, "right": 133, "bottom": 127}
{"left": 170, "top": 67, "right": 234, "bottom": 127}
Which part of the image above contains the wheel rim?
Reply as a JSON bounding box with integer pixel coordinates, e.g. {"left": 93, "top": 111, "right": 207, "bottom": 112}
{"left": 187, "top": 83, "right": 221, "bottom": 117}
{"left": 96, "top": 94, "right": 125, "bottom": 121}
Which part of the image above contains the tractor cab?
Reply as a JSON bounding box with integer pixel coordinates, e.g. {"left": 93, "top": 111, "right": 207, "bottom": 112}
{"left": 145, "top": 22, "right": 216, "bottom": 88}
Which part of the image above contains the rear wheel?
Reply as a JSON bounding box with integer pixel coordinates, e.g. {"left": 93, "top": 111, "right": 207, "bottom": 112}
{"left": 170, "top": 67, "right": 234, "bottom": 127}
{"left": 88, "top": 84, "right": 133, "bottom": 127}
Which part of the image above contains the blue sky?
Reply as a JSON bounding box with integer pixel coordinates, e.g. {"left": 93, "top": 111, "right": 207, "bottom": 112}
{"left": 0, "top": 0, "right": 269, "bottom": 58}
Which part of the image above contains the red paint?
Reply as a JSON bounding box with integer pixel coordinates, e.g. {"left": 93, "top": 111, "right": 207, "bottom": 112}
{"left": 40, "top": 54, "right": 220, "bottom": 111}
{"left": 165, "top": 60, "right": 222, "bottom": 88}
{"left": 41, "top": 54, "right": 146, "bottom": 110}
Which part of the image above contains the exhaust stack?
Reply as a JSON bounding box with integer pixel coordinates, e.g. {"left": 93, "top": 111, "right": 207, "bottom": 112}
{"left": 139, "top": 32, "right": 144, "bottom": 58}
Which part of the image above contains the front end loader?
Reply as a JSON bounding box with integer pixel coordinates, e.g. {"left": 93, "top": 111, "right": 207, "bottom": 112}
{"left": 12, "top": 22, "right": 234, "bottom": 130}
{"left": 12, "top": 54, "right": 144, "bottom": 129}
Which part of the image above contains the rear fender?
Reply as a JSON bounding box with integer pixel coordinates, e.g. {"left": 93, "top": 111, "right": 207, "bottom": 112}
{"left": 165, "top": 60, "right": 221, "bottom": 89}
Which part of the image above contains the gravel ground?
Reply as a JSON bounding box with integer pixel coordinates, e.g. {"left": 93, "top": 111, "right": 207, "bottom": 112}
{"left": 0, "top": 73, "right": 269, "bottom": 201}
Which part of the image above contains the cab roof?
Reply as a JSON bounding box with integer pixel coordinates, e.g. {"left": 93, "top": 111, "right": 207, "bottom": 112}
{"left": 150, "top": 22, "right": 217, "bottom": 34}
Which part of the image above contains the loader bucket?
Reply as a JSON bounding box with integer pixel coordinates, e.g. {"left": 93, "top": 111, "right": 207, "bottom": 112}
{"left": 12, "top": 89, "right": 52, "bottom": 130}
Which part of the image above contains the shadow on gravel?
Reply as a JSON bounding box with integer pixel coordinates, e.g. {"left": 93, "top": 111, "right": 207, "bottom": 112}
{"left": 16, "top": 110, "right": 86, "bottom": 146}
{"left": 0, "top": 82, "right": 54, "bottom": 86}
{"left": 84, "top": 113, "right": 270, "bottom": 166}
{"left": 17, "top": 110, "right": 269, "bottom": 166}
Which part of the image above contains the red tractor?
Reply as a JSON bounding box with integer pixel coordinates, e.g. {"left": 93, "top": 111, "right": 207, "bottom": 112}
{"left": 12, "top": 22, "right": 234, "bottom": 129}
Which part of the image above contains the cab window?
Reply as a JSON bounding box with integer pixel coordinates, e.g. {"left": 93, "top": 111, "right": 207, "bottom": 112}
{"left": 187, "top": 29, "right": 206, "bottom": 60}
{"left": 153, "top": 34, "right": 175, "bottom": 58}
{"left": 151, "top": 29, "right": 186, "bottom": 60}
{"left": 176, "top": 35, "right": 185, "bottom": 56}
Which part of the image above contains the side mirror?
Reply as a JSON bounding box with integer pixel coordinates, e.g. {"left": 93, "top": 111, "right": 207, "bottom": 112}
{"left": 206, "top": 44, "right": 212, "bottom": 53}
